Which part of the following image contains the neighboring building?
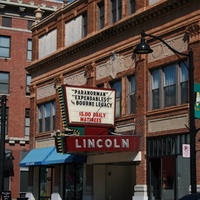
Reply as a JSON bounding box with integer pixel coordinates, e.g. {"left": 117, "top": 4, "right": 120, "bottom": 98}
{"left": 23, "top": 0, "right": 200, "bottom": 200}
{"left": 0, "top": 0, "right": 62, "bottom": 198}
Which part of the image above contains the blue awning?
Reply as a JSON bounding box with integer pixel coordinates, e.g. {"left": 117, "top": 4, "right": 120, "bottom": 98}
{"left": 20, "top": 147, "right": 55, "bottom": 167}
{"left": 20, "top": 147, "right": 86, "bottom": 167}
{"left": 43, "top": 148, "right": 86, "bottom": 165}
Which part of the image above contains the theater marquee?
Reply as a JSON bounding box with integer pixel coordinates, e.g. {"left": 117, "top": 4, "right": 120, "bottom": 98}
{"left": 64, "top": 86, "right": 116, "bottom": 126}
{"left": 65, "top": 136, "right": 140, "bottom": 153}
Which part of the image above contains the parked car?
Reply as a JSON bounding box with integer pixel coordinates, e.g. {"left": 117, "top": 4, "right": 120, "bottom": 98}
{"left": 179, "top": 193, "right": 200, "bottom": 200}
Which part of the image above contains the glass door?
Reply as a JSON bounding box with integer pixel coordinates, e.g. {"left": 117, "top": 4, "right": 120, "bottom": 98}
{"left": 39, "top": 167, "right": 54, "bottom": 200}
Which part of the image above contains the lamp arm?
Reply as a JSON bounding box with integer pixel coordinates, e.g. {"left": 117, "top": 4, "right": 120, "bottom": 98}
{"left": 141, "top": 31, "right": 189, "bottom": 58}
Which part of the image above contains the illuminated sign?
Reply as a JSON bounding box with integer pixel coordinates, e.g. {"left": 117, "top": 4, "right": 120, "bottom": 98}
{"left": 65, "top": 136, "right": 140, "bottom": 153}
{"left": 64, "top": 86, "right": 115, "bottom": 126}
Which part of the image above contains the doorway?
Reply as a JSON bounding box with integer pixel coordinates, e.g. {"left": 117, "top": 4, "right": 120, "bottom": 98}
{"left": 39, "top": 167, "right": 54, "bottom": 200}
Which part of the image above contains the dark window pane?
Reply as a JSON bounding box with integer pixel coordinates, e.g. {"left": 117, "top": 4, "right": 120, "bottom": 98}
{"left": 164, "top": 85, "right": 176, "bottom": 107}
{"left": 82, "top": 13, "right": 87, "bottom": 37}
{"left": 152, "top": 89, "right": 159, "bottom": 109}
{"left": 181, "top": 81, "right": 188, "bottom": 103}
{"left": 98, "top": 2, "right": 104, "bottom": 29}
{"left": 2, "top": 17, "right": 12, "bottom": 27}
{"left": 129, "top": 0, "right": 135, "bottom": 14}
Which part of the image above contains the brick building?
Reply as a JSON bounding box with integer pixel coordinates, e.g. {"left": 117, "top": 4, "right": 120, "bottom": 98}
{"left": 0, "top": 0, "right": 62, "bottom": 198}
{"left": 23, "top": 0, "right": 200, "bottom": 199}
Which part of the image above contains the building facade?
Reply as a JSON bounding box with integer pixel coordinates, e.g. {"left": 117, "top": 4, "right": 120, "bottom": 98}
{"left": 24, "top": 0, "right": 200, "bottom": 199}
{"left": 0, "top": 0, "right": 62, "bottom": 198}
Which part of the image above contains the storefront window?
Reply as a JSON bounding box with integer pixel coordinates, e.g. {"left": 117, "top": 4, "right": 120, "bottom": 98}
{"left": 64, "top": 164, "right": 83, "bottom": 200}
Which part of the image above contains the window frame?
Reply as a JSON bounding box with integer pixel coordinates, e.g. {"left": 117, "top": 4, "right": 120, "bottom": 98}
{"left": 25, "top": 108, "right": 30, "bottom": 136}
{"left": 150, "top": 61, "right": 188, "bottom": 110}
{"left": 110, "top": 80, "right": 122, "bottom": 117}
{"left": 110, "top": 0, "right": 122, "bottom": 23}
{"left": 2, "top": 17, "right": 12, "bottom": 27}
{"left": 0, "top": 36, "right": 11, "bottom": 58}
{"left": 27, "top": 39, "right": 32, "bottom": 61}
{"left": 26, "top": 74, "right": 31, "bottom": 96}
{"left": 82, "top": 12, "right": 87, "bottom": 37}
{"left": 38, "top": 101, "right": 56, "bottom": 133}
{"left": 0, "top": 72, "right": 10, "bottom": 94}
{"left": 129, "top": 0, "right": 135, "bottom": 14}
{"left": 98, "top": 2, "right": 105, "bottom": 29}
{"left": 127, "top": 75, "right": 136, "bottom": 114}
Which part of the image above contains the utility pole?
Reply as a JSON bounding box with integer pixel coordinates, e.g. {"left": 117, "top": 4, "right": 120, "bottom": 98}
{"left": 0, "top": 95, "right": 7, "bottom": 200}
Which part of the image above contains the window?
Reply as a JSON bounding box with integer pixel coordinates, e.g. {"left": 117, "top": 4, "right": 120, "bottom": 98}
{"left": 129, "top": 0, "right": 135, "bottom": 14}
{"left": 65, "top": 14, "right": 88, "bottom": 46}
{"left": 0, "top": 72, "right": 9, "bottom": 94}
{"left": 128, "top": 75, "right": 136, "bottom": 114}
{"left": 111, "top": 0, "right": 122, "bottom": 23}
{"left": 180, "top": 62, "right": 188, "bottom": 104}
{"left": 27, "top": 20, "right": 34, "bottom": 30}
{"left": 27, "top": 39, "right": 32, "bottom": 61}
{"left": 0, "top": 36, "right": 10, "bottom": 58}
{"left": 38, "top": 101, "right": 56, "bottom": 133}
{"left": 25, "top": 109, "right": 30, "bottom": 136}
{"left": 164, "top": 65, "right": 176, "bottom": 107}
{"left": 26, "top": 74, "right": 31, "bottom": 95}
{"left": 39, "top": 29, "right": 57, "bottom": 59}
{"left": 151, "top": 62, "right": 188, "bottom": 109}
{"left": 98, "top": 2, "right": 104, "bottom": 29}
{"left": 2, "top": 17, "right": 12, "bottom": 27}
{"left": 82, "top": 12, "right": 87, "bottom": 37}
{"left": 110, "top": 80, "right": 121, "bottom": 117}
{"left": 0, "top": 107, "right": 8, "bottom": 135}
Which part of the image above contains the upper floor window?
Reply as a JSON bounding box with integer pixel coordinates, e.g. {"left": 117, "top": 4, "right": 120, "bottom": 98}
{"left": 98, "top": 2, "right": 104, "bottom": 29}
{"left": 38, "top": 101, "right": 56, "bottom": 133}
{"left": 0, "top": 36, "right": 10, "bottom": 58}
{"left": 39, "top": 29, "right": 57, "bottom": 59}
{"left": 25, "top": 108, "right": 30, "bottom": 136}
{"left": 111, "top": 0, "right": 122, "bottom": 23}
{"left": 27, "top": 39, "right": 32, "bottom": 61}
{"left": 65, "top": 13, "right": 88, "bottom": 46}
{"left": 27, "top": 20, "right": 34, "bottom": 30}
{"left": 0, "top": 72, "right": 9, "bottom": 94}
{"left": 128, "top": 75, "right": 136, "bottom": 114}
{"left": 82, "top": 12, "right": 87, "bottom": 37}
{"left": 26, "top": 74, "right": 31, "bottom": 96}
{"left": 151, "top": 61, "right": 188, "bottom": 109}
{"left": 129, "top": 0, "right": 135, "bottom": 14}
{"left": 110, "top": 80, "right": 121, "bottom": 117}
{"left": 2, "top": 17, "right": 12, "bottom": 28}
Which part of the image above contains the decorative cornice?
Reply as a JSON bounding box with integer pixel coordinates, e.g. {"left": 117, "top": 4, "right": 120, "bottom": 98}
{"left": 26, "top": 0, "right": 198, "bottom": 73}
{"left": 186, "top": 22, "right": 200, "bottom": 43}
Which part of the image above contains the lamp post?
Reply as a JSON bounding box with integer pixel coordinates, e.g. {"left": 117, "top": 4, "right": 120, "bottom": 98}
{"left": 133, "top": 30, "right": 196, "bottom": 194}
{"left": 0, "top": 95, "right": 7, "bottom": 198}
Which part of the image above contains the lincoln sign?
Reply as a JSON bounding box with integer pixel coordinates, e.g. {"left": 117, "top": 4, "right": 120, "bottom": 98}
{"left": 65, "top": 136, "right": 140, "bottom": 153}
{"left": 64, "top": 86, "right": 115, "bottom": 126}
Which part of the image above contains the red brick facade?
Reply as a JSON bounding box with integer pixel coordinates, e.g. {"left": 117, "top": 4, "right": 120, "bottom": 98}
{"left": 27, "top": 0, "right": 200, "bottom": 199}
{"left": 0, "top": 0, "right": 62, "bottom": 198}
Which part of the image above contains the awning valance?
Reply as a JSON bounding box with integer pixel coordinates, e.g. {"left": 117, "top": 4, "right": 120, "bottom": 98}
{"left": 20, "top": 147, "right": 86, "bottom": 167}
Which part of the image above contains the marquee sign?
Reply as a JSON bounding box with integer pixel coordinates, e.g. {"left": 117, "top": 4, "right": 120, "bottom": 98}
{"left": 64, "top": 86, "right": 116, "bottom": 126}
{"left": 65, "top": 135, "right": 140, "bottom": 153}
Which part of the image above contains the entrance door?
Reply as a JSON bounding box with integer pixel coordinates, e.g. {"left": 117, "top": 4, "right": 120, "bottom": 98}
{"left": 149, "top": 157, "right": 175, "bottom": 200}
{"left": 39, "top": 167, "right": 54, "bottom": 200}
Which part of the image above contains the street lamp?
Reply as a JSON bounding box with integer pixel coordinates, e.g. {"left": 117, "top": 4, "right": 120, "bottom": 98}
{"left": 133, "top": 30, "right": 196, "bottom": 194}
